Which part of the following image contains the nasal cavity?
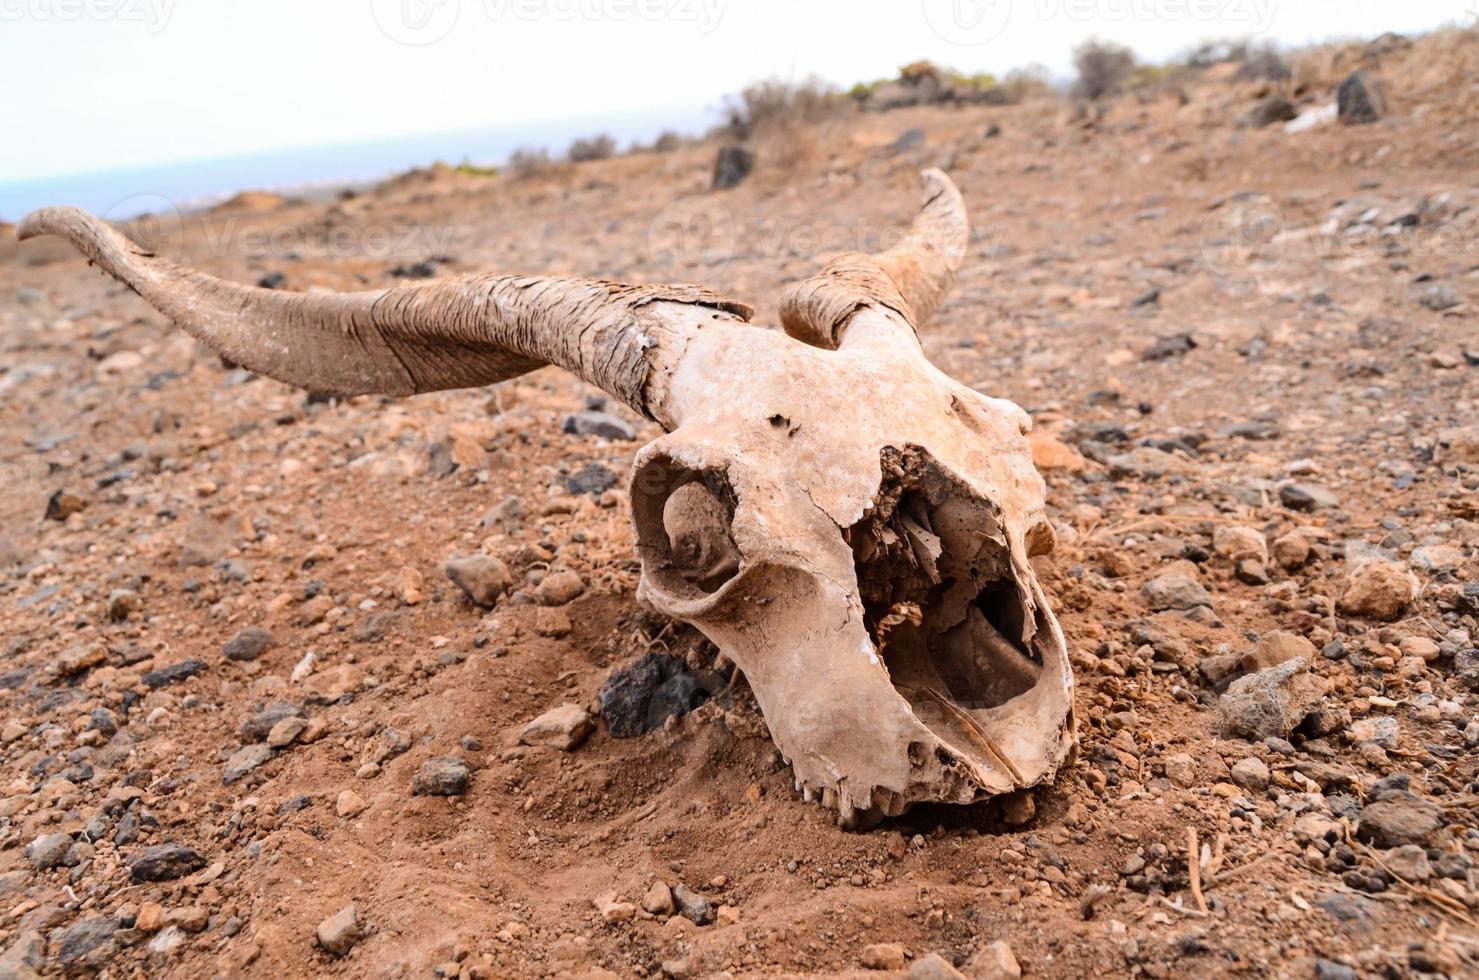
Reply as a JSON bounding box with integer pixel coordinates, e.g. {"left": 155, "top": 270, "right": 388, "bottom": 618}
{"left": 632, "top": 456, "right": 740, "bottom": 597}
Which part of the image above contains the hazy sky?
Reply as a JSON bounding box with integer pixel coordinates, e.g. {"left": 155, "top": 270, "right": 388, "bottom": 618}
{"left": 1, "top": 0, "right": 1470, "bottom": 180}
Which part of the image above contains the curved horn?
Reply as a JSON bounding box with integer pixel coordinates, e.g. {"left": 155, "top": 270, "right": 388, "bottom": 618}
{"left": 780, "top": 168, "right": 968, "bottom": 350}
{"left": 18, "top": 207, "right": 753, "bottom": 427}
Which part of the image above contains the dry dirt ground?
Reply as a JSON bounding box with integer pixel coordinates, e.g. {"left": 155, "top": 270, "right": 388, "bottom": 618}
{"left": 1, "top": 31, "right": 1478, "bottom": 980}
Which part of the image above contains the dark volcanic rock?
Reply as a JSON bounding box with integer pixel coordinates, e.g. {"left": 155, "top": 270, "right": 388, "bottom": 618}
{"left": 142, "top": 659, "right": 205, "bottom": 689}
{"left": 564, "top": 463, "right": 619, "bottom": 496}
{"left": 55, "top": 917, "right": 118, "bottom": 969}
{"left": 1356, "top": 793, "right": 1444, "bottom": 847}
{"left": 222, "top": 626, "right": 273, "bottom": 662}
{"left": 129, "top": 843, "right": 206, "bottom": 882}
{"left": 240, "top": 702, "right": 306, "bottom": 743}
{"left": 412, "top": 757, "right": 470, "bottom": 797}
{"left": 712, "top": 144, "right": 754, "bottom": 190}
{"left": 598, "top": 652, "right": 712, "bottom": 738}
{"left": 1337, "top": 70, "right": 1387, "bottom": 125}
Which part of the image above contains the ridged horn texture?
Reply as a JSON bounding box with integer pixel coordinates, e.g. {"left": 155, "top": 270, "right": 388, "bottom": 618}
{"left": 17, "top": 206, "right": 753, "bottom": 424}
{"left": 780, "top": 168, "right": 969, "bottom": 349}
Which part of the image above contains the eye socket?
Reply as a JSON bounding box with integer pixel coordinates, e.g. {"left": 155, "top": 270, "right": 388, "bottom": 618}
{"left": 632, "top": 456, "right": 741, "bottom": 598}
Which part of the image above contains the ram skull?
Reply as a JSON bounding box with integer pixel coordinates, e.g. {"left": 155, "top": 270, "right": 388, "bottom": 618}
{"left": 21, "top": 169, "right": 1076, "bottom": 826}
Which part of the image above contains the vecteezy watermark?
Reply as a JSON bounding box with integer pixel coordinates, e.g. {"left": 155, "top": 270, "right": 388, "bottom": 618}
{"left": 484, "top": 0, "right": 724, "bottom": 31}
{"left": 372, "top": 0, "right": 724, "bottom": 45}
{"left": 646, "top": 193, "right": 736, "bottom": 281}
{"left": 921, "top": 0, "right": 1013, "bottom": 46}
{"left": 0, "top": 0, "right": 175, "bottom": 32}
{"left": 370, "top": 0, "right": 460, "bottom": 45}
{"left": 1199, "top": 193, "right": 1284, "bottom": 285}
{"left": 923, "top": 0, "right": 1276, "bottom": 46}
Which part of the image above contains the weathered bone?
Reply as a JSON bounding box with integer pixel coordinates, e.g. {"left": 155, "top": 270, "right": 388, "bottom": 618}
{"left": 21, "top": 169, "right": 1076, "bottom": 826}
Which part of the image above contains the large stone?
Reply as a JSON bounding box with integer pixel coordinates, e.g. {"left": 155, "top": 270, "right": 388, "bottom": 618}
{"left": 443, "top": 555, "right": 512, "bottom": 609}
{"left": 1241, "top": 630, "right": 1316, "bottom": 673}
{"left": 1280, "top": 483, "right": 1339, "bottom": 511}
{"left": 1213, "top": 525, "right": 1268, "bottom": 563}
{"left": 316, "top": 904, "right": 362, "bottom": 956}
{"left": 1337, "top": 70, "right": 1387, "bottom": 125}
{"left": 1141, "top": 566, "right": 1213, "bottom": 612}
{"left": 1339, "top": 559, "right": 1417, "bottom": 621}
{"left": 1239, "top": 95, "right": 1297, "bottom": 129}
{"left": 712, "top": 144, "right": 754, "bottom": 190}
{"left": 861, "top": 943, "right": 907, "bottom": 970}
{"left": 1358, "top": 793, "right": 1443, "bottom": 847}
{"left": 25, "top": 831, "right": 74, "bottom": 870}
{"left": 519, "top": 704, "right": 595, "bottom": 751}
{"left": 910, "top": 952, "right": 968, "bottom": 979}
{"left": 966, "top": 942, "right": 1022, "bottom": 980}
{"left": 561, "top": 411, "right": 636, "bottom": 441}
{"left": 597, "top": 652, "right": 711, "bottom": 737}
{"left": 129, "top": 843, "right": 207, "bottom": 882}
{"left": 670, "top": 883, "right": 713, "bottom": 925}
{"left": 222, "top": 626, "right": 273, "bottom": 662}
{"left": 1218, "top": 658, "right": 1327, "bottom": 740}
{"left": 55, "top": 917, "right": 117, "bottom": 970}
{"left": 222, "top": 743, "right": 274, "bottom": 784}
{"left": 411, "top": 757, "right": 470, "bottom": 797}
{"left": 0, "top": 930, "right": 43, "bottom": 979}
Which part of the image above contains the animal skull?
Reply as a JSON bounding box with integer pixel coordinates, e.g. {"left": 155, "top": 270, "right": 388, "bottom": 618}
{"left": 20, "top": 168, "right": 1076, "bottom": 826}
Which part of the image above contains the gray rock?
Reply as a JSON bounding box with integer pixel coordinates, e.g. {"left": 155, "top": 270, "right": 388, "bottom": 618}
{"left": 890, "top": 127, "right": 927, "bottom": 154}
{"left": 670, "top": 883, "right": 714, "bottom": 925}
{"left": 55, "top": 917, "right": 117, "bottom": 969}
{"left": 316, "top": 904, "right": 362, "bottom": 956}
{"left": 1218, "top": 658, "right": 1327, "bottom": 740}
{"left": 412, "top": 757, "right": 470, "bottom": 797}
{"left": 1337, "top": 70, "right": 1387, "bottom": 125}
{"left": 1383, "top": 844, "right": 1431, "bottom": 881}
{"left": 129, "top": 843, "right": 207, "bottom": 882}
{"left": 222, "top": 743, "right": 274, "bottom": 784}
{"left": 240, "top": 702, "right": 305, "bottom": 742}
{"left": 712, "top": 144, "right": 754, "bottom": 190}
{"left": 1239, "top": 96, "right": 1297, "bottom": 129}
{"left": 1416, "top": 282, "right": 1463, "bottom": 312}
{"left": 1356, "top": 793, "right": 1444, "bottom": 847}
{"left": 222, "top": 626, "right": 273, "bottom": 662}
{"left": 561, "top": 411, "right": 636, "bottom": 441}
{"left": 1229, "top": 757, "right": 1270, "bottom": 791}
{"left": 0, "top": 930, "right": 43, "bottom": 980}
{"left": 1348, "top": 715, "right": 1399, "bottom": 749}
{"left": 1140, "top": 573, "right": 1212, "bottom": 612}
{"left": 1315, "top": 959, "right": 1358, "bottom": 980}
{"left": 1279, "top": 483, "right": 1339, "bottom": 511}
{"left": 598, "top": 652, "right": 712, "bottom": 737}
{"left": 25, "top": 832, "right": 74, "bottom": 870}
{"left": 443, "top": 555, "right": 512, "bottom": 609}
{"left": 141, "top": 658, "right": 205, "bottom": 689}
{"left": 564, "top": 462, "right": 619, "bottom": 496}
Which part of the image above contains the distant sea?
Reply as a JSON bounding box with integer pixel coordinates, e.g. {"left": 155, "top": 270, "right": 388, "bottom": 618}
{"left": 0, "top": 103, "right": 717, "bottom": 223}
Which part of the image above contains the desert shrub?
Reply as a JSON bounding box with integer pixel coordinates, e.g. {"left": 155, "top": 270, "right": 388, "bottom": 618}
{"left": 719, "top": 77, "right": 847, "bottom": 140}
{"left": 453, "top": 158, "right": 498, "bottom": 178}
{"left": 507, "top": 146, "right": 552, "bottom": 178}
{"left": 1072, "top": 39, "right": 1137, "bottom": 100}
{"left": 1184, "top": 39, "right": 1290, "bottom": 81}
{"left": 651, "top": 130, "right": 684, "bottom": 153}
{"left": 567, "top": 134, "right": 617, "bottom": 163}
{"left": 998, "top": 64, "right": 1055, "bottom": 102}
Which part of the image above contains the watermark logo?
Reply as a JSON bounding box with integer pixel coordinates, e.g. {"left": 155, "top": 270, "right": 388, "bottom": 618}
{"left": 370, "top": 0, "right": 460, "bottom": 45}
{"left": 0, "top": 0, "right": 175, "bottom": 32}
{"left": 921, "top": 0, "right": 1013, "bottom": 46}
{"left": 1199, "top": 193, "right": 1284, "bottom": 284}
{"left": 485, "top": 0, "right": 724, "bottom": 31}
{"left": 103, "top": 193, "right": 184, "bottom": 263}
{"left": 373, "top": 0, "right": 725, "bottom": 44}
{"left": 646, "top": 194, "right": 735, "bottom": 280}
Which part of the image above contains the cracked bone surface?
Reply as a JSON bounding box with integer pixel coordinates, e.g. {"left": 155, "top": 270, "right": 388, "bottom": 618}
{"left": 20, "top": 168, "right": 1076, "bottom": 826}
